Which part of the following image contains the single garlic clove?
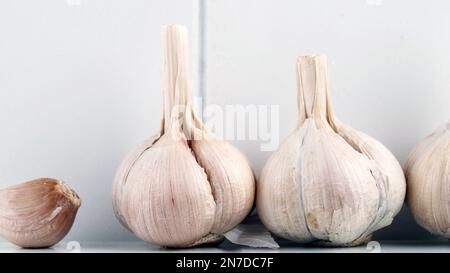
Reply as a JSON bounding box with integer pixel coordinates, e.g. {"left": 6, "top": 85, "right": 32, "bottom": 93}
{"left": 118, "top": 132, "right": 217, "bottom": 248}
{"left": 257, "top": 129, "right": 315, "bottom": 243}
{"left": 190, "top": 138, "right": 255, "bottom": 234}
{"left": 336, "top": 124, "right": 406, "bottom": 219}
{"left": 404, "top": 122, "right": 450, "bottom": 238}
{"left": 113, "top": 134, "right": 160, "bottom": 230}
{"left": 0, "top": 178, "right": 81, "bottom": 248}
{"left": 257, "top": 54, "right": 406, "bottom": 246}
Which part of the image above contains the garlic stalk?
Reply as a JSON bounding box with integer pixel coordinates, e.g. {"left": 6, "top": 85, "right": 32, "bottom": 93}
{"left": 112, "top": 25, "right": 255, "bottom": 248}
{"left": 257, "top": 55, "right": 406, "bottom": 246}
{"left": 0, "top": 178, "right": 81, "bottom": 248}
{"left": 404, "top": 122, "right": 450, "bottom": 238}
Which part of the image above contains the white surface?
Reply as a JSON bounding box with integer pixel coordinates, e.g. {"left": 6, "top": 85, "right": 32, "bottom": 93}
{"left": 0, "top": 0, "right": 449, "bottom": 243}
{"left": 0, "top": 241, "right": 449, "bottom": 253}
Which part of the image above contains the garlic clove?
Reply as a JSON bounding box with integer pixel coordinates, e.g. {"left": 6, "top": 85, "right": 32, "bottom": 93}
{"left": 336, "top": 124, "right": 406, "bottom": 221}
{"left": 190, "top": 138, "right": 255, "bottom": 234}
{"left": 298, "top": 122, "right": 383, "bottom": 245}
{"left": 121, "top": 133, "right": 217, "bottom": 247}
{"left": 404, "top": 122, "right": 450, "bottom": 237}
{"left": 257, "top": 129, "right": 314, "bottom": 243}
{"left": 0, "top": 178, "right": 80, "bottom": 248}
{"left": 257, "top": 54, "right": 406, "bottom": 246}
{"left": 113, "top": 134, "right": 160, "bottom": 230}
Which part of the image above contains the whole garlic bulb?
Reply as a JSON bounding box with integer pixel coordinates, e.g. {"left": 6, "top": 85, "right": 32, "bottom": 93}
{"left": 257, "top": 55, "right": 406, "bottom": 246}
{"left": 404, "top": 122, "right": 450, "bottom": 238}
{"left": 112, "top": 25, "right": 255, "bottom": 248}
{"left": 0, "top": 178, "right": 81, "bottom": 248}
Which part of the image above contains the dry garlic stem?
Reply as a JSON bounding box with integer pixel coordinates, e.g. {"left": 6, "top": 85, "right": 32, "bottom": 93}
{"left": 257, "top": 55, "right": 406, "bottom": 246}
{"left": 0, "top": 178, "right": 81, "bottom": 248}
{"left": 405, "top": 122, "right": 450, "bottom": 238}
{"left": 112, "top": 25, "right": 255, "bottom": 248}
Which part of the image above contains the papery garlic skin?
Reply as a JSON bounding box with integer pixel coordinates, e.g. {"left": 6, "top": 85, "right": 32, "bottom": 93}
{"left": 123, "top": 134, "right": 217, "bottom": 247}
{"left": 405, "top": 122, "right": 450, "bottom": 237}
{"left": 257, "top": 55, "right": 406, "bottom": 246}
{"left": 190, "top": 139, "right": 255, "bottom": 234}
{"left": 112, "top": 25, "right": 255, "bottom": 248}
{"left": 0, "top": 178, "right": 81, "bottom": 248}
{"left": 113, "top": 135, "right": 160, "bottom": 230}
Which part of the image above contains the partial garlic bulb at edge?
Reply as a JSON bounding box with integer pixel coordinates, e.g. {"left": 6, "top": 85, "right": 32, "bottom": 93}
{"left": 112, "top": 25, "right": 255, "bottom": 248}
{"left": 0, "top": 178, "right": 81, "bottom": 248}
{"left": 257, "top": 55, "right": 406, "bottom": 246}
{"left": 405, "top": 122, "right": 450, "bottom": 238}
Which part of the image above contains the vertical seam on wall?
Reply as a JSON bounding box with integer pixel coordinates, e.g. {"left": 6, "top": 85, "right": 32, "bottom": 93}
{"left": 198, "top": 0, "right": 207, "bottom": 113}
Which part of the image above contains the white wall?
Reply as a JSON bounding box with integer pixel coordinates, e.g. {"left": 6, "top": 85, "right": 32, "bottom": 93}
{"left": 1, "top": 0, "right": 449, "bottom": 242}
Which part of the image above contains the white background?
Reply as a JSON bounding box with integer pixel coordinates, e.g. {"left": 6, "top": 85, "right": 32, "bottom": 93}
{"left": 1, "top": 0, "right": 450, "bottom": 243}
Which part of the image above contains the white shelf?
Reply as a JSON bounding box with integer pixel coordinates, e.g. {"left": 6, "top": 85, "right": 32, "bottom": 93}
{"left": 1, "top": 241, "right": 449, "bottom": 253}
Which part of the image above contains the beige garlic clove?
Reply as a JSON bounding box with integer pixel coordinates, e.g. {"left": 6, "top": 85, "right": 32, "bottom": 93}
{"left": 113, "top": 134, "right": 160, "bottom": 231}
{"left": 190, "top": 137, "right": 255, "bottom": 234}
{"left": 257, "top": 55, "right": 406, "bottom": 246}
{"left": 0, "top": 178, "right": 81, "bottom": 248}
{"left": 404, "top": 122, "right": 450, "bottom": 238}
{"left": 112, "top": 25, "right": 255, "bottom": 248}
{"left": 122, "top": 133, "right": 217, "bottom": 247}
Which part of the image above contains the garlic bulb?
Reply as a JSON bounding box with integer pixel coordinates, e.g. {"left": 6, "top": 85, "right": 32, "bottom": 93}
{"left": 112, "top": 25, "right": 255, "bottom": 248}
{"left": 404, "top": 122, "right": 450, "bottom": 238}
{"left": 0, "top": 178, "right": 81, "bottom": 248}
{"left": 257, "top": 55, "right": 406, "bottom": 246}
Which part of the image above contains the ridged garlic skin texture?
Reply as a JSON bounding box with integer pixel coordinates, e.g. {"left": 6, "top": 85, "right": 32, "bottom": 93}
{"left": 405, "top": 123, "right": 450, "bottom": 238}
{"left": 0, "top": 178, "right": 81, "bottom": 248}
{"left": 118, "top": 135, "right": 217, "bottom": 247}
{"left": 257, "top": 55, "right": 406, "bottom": 246}
{"left": 112, "top": 25, "right": 255, "bottom": 248}
{"left": 190, "top": 139, "right": 255, "bottom": 234}
{"left": 114, "top": 135, "right": 255, "bottom": 247}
